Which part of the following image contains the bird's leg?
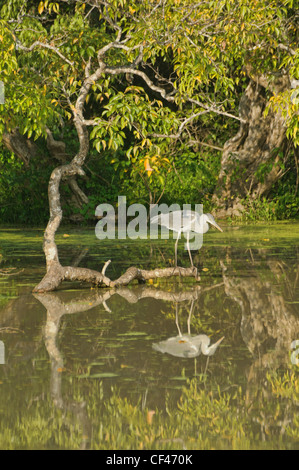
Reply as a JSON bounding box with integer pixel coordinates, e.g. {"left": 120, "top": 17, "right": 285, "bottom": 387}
{"left": 175, "top": 303, "right": 182, "bottom": 337}
{"left": 204, "top": 356, "right": 210, "bottom": 375}
{"left": 172, "top": 233, "right": 182, "bottom": 276}
{"left": 186, "top": 232, "right": 194, "bottom": 268}
{"left": 174, "top": 231, "right": 180, "bottom": 268}
{"left": 186, "top": 232, "right": 199, "bottom": 279}
{"left": 187, "top": 300, "right": 194, "bottom": 335}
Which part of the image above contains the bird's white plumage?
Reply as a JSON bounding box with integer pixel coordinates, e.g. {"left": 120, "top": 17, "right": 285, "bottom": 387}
{"left": 150, "top": 210, "right": 222, "bottom": 234}
{"left": 150, "top": 209, "right": 222, "bottom": 266}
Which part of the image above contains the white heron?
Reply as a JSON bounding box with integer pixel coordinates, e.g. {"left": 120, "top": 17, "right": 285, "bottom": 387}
{"left": 150, "top": 210, "right": 223, "bottom": 267}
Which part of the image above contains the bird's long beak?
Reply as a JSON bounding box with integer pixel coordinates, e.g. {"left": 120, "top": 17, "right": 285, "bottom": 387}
{"left": 214, "top": 336, "right": 225, "bottom": 346}
{"left": 211, "top": 220, "right": 223, "bottom": 232}
{"left": 207, "top": 336, "right": 225, "bottom": 356}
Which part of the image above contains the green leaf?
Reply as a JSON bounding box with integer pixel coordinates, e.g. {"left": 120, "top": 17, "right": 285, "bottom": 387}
{"left": 86, "top": 45, "right": 95, "bottom": 57}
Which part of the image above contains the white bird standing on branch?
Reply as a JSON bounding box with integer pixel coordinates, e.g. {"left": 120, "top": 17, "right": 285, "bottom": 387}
{"left": 150, "top": 210, "right": 223, "bottom": 267}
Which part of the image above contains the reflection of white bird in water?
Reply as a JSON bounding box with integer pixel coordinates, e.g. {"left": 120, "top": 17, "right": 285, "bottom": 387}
{"left": 150, "top": 210, "right": 223, "bottom": 267}
{"left": 152, "top": 334, "right": 224, "bottom": 358}
{"left": 152, "top": 300, "right": 224, "bottom": 359}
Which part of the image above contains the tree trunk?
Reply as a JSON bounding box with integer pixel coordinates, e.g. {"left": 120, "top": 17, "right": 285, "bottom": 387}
{"left": 33, "top": 64, "right": 201, "bottom": 292}
{"left": 213, "top": 73, "right": 291, "bottom": 217}
{"left": 2, "top": 128, "right": 39, "bottom": 166}
{"left": 45, "top": 127, "right": 89, "bottom": 221}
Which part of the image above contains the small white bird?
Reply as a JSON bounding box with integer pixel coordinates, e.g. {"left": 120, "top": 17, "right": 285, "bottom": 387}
{"left": 150, "top": 210, "right": 223, "bottom": 267}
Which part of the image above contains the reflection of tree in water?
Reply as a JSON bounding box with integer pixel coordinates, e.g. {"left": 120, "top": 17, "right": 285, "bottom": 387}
{"left": 219, "top": 250, "right": 299, "bottom": 442}
{"left": 34, "top": 289, "right": 113, "bottom": 449}
{"left": 32, "top": 286, "right": 225, "bottom": 449}
{"left": 0, "top": 249, "right": 298, "bottom": 448}
{"left": 220, "top": 253, "right": 299, "bottom": 367}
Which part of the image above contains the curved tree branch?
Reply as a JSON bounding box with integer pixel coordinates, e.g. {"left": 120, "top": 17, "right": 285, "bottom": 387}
{"left": 33, "top": 263, "right": 200, "bottom": 293}
{"left": 16, "top": 40, "right": 75, "bottom": 66}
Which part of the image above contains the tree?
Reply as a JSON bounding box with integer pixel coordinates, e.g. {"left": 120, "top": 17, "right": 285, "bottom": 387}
{"left": 0, "top": 0, "right": 298, "bottom": 291}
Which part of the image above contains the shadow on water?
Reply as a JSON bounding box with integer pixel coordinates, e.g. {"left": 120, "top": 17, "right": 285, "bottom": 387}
{"left": 0, "top": 222, "right": 298, "bottom": 449}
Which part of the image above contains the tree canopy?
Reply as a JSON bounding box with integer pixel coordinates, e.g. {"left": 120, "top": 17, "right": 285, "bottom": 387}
{"left": 0, "top": 0, "right": 298, "bottom": 223}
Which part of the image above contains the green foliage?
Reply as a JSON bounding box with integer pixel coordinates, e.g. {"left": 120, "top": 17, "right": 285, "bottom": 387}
{"left": 231, "top": 193, "right": 298, "bottom": 223}
{"left": 0, "top": 0, "right": 298, "bottom": 224}
{"left": 117, "top": 146, "right": 221, "bottom": 209}
{"left": 0, "top": 148, "right": 52, "bottom": 224}
{"left": 267, "top": 85, "right": 299, "bottom": 147}
{"left": 234, "top": 145, "right": 299, "bottom": 222}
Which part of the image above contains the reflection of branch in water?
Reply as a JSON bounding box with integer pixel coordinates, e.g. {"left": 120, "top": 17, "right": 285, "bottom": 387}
{"left": 34, "top": 284, "right": 224, "bottom": 395}
{"left": 116, "top": 285, "right": 201, "bottom": 304}
{"left": 26, "top": 254, "right": 299, "bottom": 446}
{"left": 0, "top": 327, "right": 24, "bottom": 334}
{"left": 0, "top": 268, "right": 24, "bottom": 276}
{"left": 33, "top": 285, "right": 207, "bottom": 448}
{"left": 33, "top": 287, "right": 204, "bottom": 364}
{"left": 32, "top": 284, "right": 225, "bottom": 441}
{"left": 33, "top": 262, "right": 298, "bottom": 447}
{"left": 33, "top": 290, "right": 108, "bottom": 449}
{"left": 33, "top": 289, "right": 116, "bottom": 372}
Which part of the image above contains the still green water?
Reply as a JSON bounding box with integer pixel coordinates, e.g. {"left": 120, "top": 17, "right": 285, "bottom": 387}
{"left": 0, "top": 222, "right": 298, "bottom": 450}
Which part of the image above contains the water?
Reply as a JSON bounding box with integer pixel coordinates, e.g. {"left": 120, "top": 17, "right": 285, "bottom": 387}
{"left": 0, "top": 222, "right": 298, "bottom": 450}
